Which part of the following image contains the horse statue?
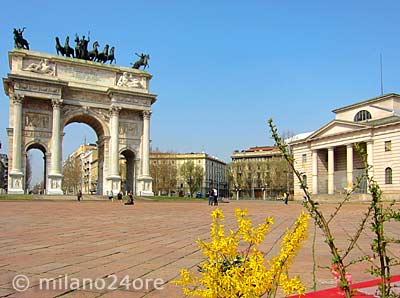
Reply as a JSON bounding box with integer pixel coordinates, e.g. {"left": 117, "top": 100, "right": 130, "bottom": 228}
{"left": 131, "top": 53, "right": 149, "bottom": 69}
{"left": 55, "top": 37, "right": 65, "bottom": 56}
{"left": 96, "top": 44, "right": 109, "bottom": 63}
{"left": 88, "top": 41, "right": 100, "bottom": 61}
{"left": 13, "top": 28, "right": 29, "bottom": 50}
{"left": 107, "top": 46, "right": 116, "bottom": 64}
{"left": 64, "top": 36, "right": 74, "bottom": 58}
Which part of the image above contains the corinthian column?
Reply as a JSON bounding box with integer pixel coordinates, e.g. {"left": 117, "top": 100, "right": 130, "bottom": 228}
{"left": 137, "top": 110, "right": 153, "bottom": 196}
{"left": 142, "top": 110, "right": 151, "bottom": 176}
{"left": 110, "top": 105, "right": 121, "bottom": 176}
{"left": 312, "top": 150, "right": 318, "bottom": 194}
{"left": 107, "top": 105, "right": 121, "bottom": 194}
{"left": 48, "top": 98, "right": 63, "bottom": 195}
{"left": 9, "top": 94, "right": 24, "bottom": 194}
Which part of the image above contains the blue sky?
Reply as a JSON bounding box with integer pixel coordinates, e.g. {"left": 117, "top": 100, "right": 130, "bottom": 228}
{"left": 2, "top": 1, "right": 400, "bottom": 185}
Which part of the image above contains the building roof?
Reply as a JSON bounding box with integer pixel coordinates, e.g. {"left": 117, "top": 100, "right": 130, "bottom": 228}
{"left": 332, "top": 93, "right": 400, "bottom": 113}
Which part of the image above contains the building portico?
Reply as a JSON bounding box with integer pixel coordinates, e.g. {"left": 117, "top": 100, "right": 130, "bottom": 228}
{"left": 290, "top": 93, "right": 400, "bottom": 201}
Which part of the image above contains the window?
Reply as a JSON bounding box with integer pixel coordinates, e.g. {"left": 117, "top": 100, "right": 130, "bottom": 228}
{"left": 354, "top": 110, "right": 372, "bottom": 122}
{"left": 385, "top": 141, "right": 392, "bottom": 152}
{"left": 385, "top": 167, "right": 392, "bottom": 184}
{"left": 302, "top": 154, "right": 307, "bottom": 163}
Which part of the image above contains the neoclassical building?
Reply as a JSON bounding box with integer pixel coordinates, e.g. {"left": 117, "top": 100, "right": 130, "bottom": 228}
{"left": 150, "top": 152, "right": 228, "bottom": 197}
{"left": 3, "top": 49, "right": 156, "bottom": 196}
{"left": 290, "top": 93, "right": 400, "bottom": 200}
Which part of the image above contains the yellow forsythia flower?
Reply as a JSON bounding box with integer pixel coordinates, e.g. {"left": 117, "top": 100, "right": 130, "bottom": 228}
{"left": 173, "top": 209, "right": 310, "bottom": 298}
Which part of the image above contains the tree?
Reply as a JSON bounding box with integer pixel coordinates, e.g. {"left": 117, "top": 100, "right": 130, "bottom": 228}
{"left": 25, "top": 153, "right": 32, "bottom": 190}
{"left": 150, "top": 160, "right": 178, "bottom": 196}
{"left": 31, "top": 181, "right": 44, "bottom": 194}
{"left": 62, "top": 157, "right": 82, "bottom": 194}
{"left": 180, "top": 161, "right": 203, "bottom": 197}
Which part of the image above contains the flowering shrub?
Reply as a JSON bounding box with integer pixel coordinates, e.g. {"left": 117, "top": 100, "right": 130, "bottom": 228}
{"left": 174, "top": 208, "right": 310, "bottom": 298}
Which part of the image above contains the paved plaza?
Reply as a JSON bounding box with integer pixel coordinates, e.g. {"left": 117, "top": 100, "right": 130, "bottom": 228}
{"left": 0, "top": 199, "right": 399, "bottom": 297}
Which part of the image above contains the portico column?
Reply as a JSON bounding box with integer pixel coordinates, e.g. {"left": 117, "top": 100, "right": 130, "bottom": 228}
{"left": 367, "top": 141, "right": 374, "bottom": 177}
{"left": 328, "top": 147, "right": 335, "bottom": 195}
{"left": 107, "top": 105, "right": 121, "bottom": 193}
{"left": 312, "top": 150, "right": 318, "bottom": 194}
{"left": 142, "top": 110, "right": 151, "bottom": 176}
{"left": 8, "top": 94, "right": 24, "bottom": 194}
{"left": 346, "top": 144, "right": 353, "bottom": 190}
{"left": 48, "top": 98, "right": 63, "bottom": 195}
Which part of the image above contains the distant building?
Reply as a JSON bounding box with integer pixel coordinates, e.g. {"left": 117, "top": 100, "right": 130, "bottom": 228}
{"left": 62, "top": 144, "right": 97, "bottom": 194}
{"left": 0, "top": 154, "right": 8, "bottom": 193}
{"left": 150, "top": 152, "right": 228, "bottom": 197}
{"left": 231, "top": 146, "right": 291, "bottom": 199}
{"left": 289, "top": 93, "right": 400, "bottom": 200}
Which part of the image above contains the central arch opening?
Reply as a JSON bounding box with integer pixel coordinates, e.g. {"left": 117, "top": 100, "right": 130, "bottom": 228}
{"left": 62, "top": 113, "right": 106, "bottom": 195}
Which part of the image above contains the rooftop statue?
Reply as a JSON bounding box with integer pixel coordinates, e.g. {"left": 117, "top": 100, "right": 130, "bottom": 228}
{"left": 131, "top": 53, "right": 149, "bottom": 70}
{"left": 13, "top": 27, "right": 29, "bottom": 50}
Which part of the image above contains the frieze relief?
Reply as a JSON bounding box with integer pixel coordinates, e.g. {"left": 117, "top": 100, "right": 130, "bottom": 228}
{"left": 23, "top": 59, "right": 56, "bottom": 76}
{"left": 23, "top": 99, "right": 52, "bottom": 112}
{"left": 14, "top": 81, "right": 61, "bottom": 96}
{"left": 24, "top": 113, "right": 51, "bottom": 129}
{"left": 119, "top": 122, "right": 141, "bottom": 137}
{"left": 116, "top": 72, "right": 147, "bottom": 89}
{"left": 23, "top": 130, "right": 52, "bottom": 138}
{"left": 112, "top": 95, "right": 151, "bottom": 107}
{"left": 120, "top": 109, "right": 141, "bottom": 120}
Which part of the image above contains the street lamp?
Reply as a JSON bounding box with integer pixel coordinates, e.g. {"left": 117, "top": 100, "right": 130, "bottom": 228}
{"left": 234, "top": 184, "right": 241, "bottom": 200}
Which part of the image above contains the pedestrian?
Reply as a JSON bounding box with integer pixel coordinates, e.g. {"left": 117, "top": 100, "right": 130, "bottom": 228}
{"left": 283, "top": 192, "right": 289, "bottom": 205}
{"left": 208, "top": 190, "right": 213, "bottom": 206}
{"left": 213, "top": 188, "right": 218, "bottom": 206}
{"left": 108, "top": 190, "right": 114, "bottom": 202}
{"left": 117, "top": 191, "right": 123, "bottom": 203}
{"left": 125, "top": 191, "right": 134, "bottom": 205}
{"left": 77, "top": 189, "right": 82, "bottom": 202}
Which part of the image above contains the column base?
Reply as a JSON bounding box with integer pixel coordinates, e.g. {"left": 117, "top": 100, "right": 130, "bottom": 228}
{"left": 48, "top": 174, "right": 63, "bottom": 195}
{"left": 106, "top": 175, "right": 121, "bottom": 195}
{"left": 137, "top": 175, "right": 154, "bottom": 196}
{"left": 8, "top": 171, "right": 25, "bottom": 194}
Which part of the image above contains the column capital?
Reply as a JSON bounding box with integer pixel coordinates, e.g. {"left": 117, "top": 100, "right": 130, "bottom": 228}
{"left": 11, "top": 93, "right": 24, "bottom": 105}
{"left": 51, "top": 98, "right": 63, "bottom": 108}
{"left": 143, "top": 110, "right": 152, "bottom": 120}
{"left": 110, "top": 105, "right": 121, "bottom": 116}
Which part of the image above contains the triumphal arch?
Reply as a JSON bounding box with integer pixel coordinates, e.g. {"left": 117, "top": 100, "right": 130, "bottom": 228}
{"left": 3, "top": 49, "right": 157, "bottom": 196}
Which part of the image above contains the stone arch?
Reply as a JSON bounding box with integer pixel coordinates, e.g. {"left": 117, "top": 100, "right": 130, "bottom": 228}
{"left": 62, "top": 110, "right": 110, "bottom": 138}
{"left": 24, "top": 141, "right": 49, "bottom": 194}
{"left": 120, "top": 147, "right": 136, "bottom": 194}
{"left": 62, "top": 112, "right": 109, "bottom": 195}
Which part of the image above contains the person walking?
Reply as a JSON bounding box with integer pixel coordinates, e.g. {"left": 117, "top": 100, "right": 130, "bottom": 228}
{"left": 108, "top": 190, "right": 114, "bottom": 202}
{"left": 77, "top": 190, "right": 82, "bottom": 202}
{"left": 117, "top": 191, "right": 123, "bottom": 203}
{"left": 213, "top": 188, "right": 218, "bottom": 206}
{"left": 208, "top": 190, "right": 214, "bottom": 206}
{"left": 283, "top": 192, "right": 289, "bottom": 205}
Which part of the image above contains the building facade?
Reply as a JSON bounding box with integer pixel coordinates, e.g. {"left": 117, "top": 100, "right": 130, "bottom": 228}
{"left": 290, "top": 93, "right": 400, "bottom": 200}
{"left": 231, "top": 146, "right": 290, "bottom": 199}
{"left": 150, "top": 152, "right": 228, "bottom": 197}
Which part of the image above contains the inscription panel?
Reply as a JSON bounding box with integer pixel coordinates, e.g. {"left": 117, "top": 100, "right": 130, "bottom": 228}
{"left": 57, "top": 64, "right": 115, "bottom": 86}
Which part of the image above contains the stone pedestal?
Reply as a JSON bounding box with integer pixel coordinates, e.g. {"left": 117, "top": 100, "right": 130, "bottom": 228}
{"left": 107, "top": 175, "right": 121, "bottom": 195}
{"left": 47, "top": 174, "right": 63, "bottom": 195}
{"left": 137, "top": 175, "right": 154, "bottom": 196}
{"left": 8, "top": 171, "right": 24, "bottom": 194}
